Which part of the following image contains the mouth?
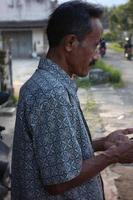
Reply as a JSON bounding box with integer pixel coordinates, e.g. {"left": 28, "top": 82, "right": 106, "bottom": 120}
{"left": 89, "top": 59, "right": 96, "bottom": 66}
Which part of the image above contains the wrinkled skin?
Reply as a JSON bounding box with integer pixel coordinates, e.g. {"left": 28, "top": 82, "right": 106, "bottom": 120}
{"left": 103, "top": 128, "right": 133, "bottom": 163}
{"left": 104, "top": 128, "right": 132, "bottom": 149}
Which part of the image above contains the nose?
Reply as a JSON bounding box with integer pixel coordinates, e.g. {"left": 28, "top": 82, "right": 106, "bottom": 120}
{"left": 93, "top": 50, "right": 100, "bottom": 60}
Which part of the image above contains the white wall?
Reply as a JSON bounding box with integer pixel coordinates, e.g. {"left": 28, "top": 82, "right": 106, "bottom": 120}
{"left": 32, "top": 29, "right": 45, "bottom": 55}
{"left": 0, "top": 0, "right": 52, "bottom": 21}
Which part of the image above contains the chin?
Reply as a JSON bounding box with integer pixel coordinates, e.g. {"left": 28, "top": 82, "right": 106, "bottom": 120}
{"left": 78, "top": 71, "right": 88, "bottom": 77}
{"left": 81, "top": 67, "right": 92, "bottom": 77}
{"left": 76, "top": 65, "right": 92, "bottom": 77}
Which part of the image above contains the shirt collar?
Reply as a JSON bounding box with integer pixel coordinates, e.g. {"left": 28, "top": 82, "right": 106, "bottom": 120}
{"left": 38, "top": 57, "right": 78, "bottom": 95}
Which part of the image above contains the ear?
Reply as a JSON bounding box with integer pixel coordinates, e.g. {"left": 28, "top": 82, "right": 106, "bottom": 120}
{"left": 63, "top": 34, "right": 79, "bottom": 52}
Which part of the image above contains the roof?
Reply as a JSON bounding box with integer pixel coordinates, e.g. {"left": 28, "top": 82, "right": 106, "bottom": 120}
{"left": 0, "top": 20, "right": 48, "bottom": 29}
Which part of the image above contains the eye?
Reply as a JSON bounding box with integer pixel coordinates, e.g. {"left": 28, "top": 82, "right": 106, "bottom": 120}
{"left": 95, "top": 42, "right": 99, "bottom": 47}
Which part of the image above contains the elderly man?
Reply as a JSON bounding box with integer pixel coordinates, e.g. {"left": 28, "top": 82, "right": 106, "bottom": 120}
{"left": 11, "top": 1, "right": 133, "bottom": 200}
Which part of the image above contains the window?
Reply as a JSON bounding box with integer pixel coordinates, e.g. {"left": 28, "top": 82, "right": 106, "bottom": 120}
{"left": 8, "top": 0, "right": 14, "bottom": 7}
{"left": 16, "top": 0, "right": 23, "bottom": 7}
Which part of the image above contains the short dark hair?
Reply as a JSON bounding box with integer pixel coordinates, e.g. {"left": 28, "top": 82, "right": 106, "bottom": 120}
{"left": 46, "top": 0, "right": 103, "bottom": 47}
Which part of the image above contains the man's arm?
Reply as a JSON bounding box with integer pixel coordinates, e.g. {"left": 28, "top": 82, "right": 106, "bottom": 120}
{"left": 45, "top": 137, "right": 133, "bottom": 195}
{"left": 45, "top": 150, "right": 116, "bottom": 195}
{"left": 29, "top": 94, "right": 133, "bottom": 195}
{"left": 92, "top": 137, "right": 106, "bottom": 152}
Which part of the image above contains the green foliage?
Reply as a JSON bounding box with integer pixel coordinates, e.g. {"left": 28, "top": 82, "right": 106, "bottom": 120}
{"left": 103, "top": 32, "right": 117, "bottom": 42}
{"left": 76, "top": 59, "right": 122, "bottom": 88}
{"left": 112, "top": 81, "right": 124, "bottom": 88}
{"left": 108, "top": 1, "right": 133, "bottom": 42}
{"left": 126, "top": 0, "right": 133, "bottom": 30}
{"left": 108, "top": 42, "right": 123, "bottom": 52}
{"left": 85, "top": 100, "right": 96, "bottom": 112}
{"left": 109, "top": 4, "right": 129, "bottom": 33}
{"left": 109, "top": 69, "right": 121, "bottom": 83}
{"left": 94, "top": 59, "right": 122, "bottom": 84}
{"left": 11, "top": 95, "right": 18, "bottom": 104}
{"left": 76, "top": 78, "right": 91, "bottom": 88}
{"left": 101, "top": 7, "right": 110, "bottom": 29}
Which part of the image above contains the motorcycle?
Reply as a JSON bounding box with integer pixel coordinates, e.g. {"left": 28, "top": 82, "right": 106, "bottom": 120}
{"left": 99, "top": 38, "right": 106, "bottom": 58}
{"left": 0, "top": 92, "right": 10, "bottom": 199}
{"left": 99, "top": 46, "right": 106, "bottom": 57}
{"left": 124, "top": 47, "right": 132, "bottom": 60}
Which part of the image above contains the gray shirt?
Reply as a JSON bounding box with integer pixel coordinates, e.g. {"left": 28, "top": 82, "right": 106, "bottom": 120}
{"left": 11, "top": 58, "right": 104, "bottom": 200}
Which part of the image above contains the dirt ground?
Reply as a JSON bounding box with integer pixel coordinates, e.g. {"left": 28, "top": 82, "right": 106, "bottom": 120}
{"left": 111, "top": 165, "right": 133, "bottom": 200}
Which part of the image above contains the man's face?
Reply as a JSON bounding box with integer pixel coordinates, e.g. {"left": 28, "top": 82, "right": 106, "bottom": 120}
{"left": 67, "top": 18, "right": 103, "bottom": 77}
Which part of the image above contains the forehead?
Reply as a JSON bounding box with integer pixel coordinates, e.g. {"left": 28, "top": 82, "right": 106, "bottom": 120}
{"left": 91, "top": 18, "right": 103, "bottom": 31}
{"left": 87, "top": 18, "right": 103, "bottom": 40}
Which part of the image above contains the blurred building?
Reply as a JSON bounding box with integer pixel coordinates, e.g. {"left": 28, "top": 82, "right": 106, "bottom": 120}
{"left": 0, "top": 0, "right": 57, "bottom": 58}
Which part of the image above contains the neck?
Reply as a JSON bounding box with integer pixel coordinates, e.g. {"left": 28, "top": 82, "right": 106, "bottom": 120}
{"left": 46, "top": 47, "right": 73, "bottom": 77}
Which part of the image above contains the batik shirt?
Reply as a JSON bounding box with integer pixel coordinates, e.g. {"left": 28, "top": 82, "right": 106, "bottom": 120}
{"left": 11, "top": 58, "right": 104, "bottom": 200}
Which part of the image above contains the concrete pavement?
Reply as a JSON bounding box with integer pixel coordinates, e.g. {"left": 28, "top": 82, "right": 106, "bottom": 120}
{"left": 78, "top": 87, "right": 119, "bottom": 200}
{"left": 12, "top": 58, "right": 39, "bottom": 97}
{"left": 78, "top": 84, "right": 133, "bottom": 200}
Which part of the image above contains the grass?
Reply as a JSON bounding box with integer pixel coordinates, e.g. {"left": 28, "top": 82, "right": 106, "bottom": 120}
{"left": 94, "top": 59, "right": 122, "bottom": 84}
{"left": 108, "top": 42, "right": 123, "bottom": 53}
{"left": 11, "top": 95, "right": 18, "bottom": 104}
{"left": 84, "top": 100, "right": 96, "bottom": 112}
{"left": 76, "top": 77, "right": 91, "bottom": 88}
{"left": 112, "top": 81, "right": 124, "bottom": 88}
{"left": 76, "top": 59, "right": 123, "bottom": 88}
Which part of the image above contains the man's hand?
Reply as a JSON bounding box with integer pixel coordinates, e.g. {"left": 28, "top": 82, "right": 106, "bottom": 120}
{"left": 104, "top": 128, "right": 133, "bottom": 150}
{"left": 103, "top": 139, "right": 133, "bottom": 164}
{"left": 92, "top": 128, "right": 133, "bottom": 152}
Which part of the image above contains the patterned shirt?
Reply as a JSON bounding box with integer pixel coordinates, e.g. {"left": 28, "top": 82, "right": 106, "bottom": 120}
{"left": 11, "top": 58, "right": 104, "bottom": 200}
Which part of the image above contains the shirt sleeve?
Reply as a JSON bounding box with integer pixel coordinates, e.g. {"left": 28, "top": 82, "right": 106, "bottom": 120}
{"left": 27, "top": 92, "right": 82, "bottom": 185}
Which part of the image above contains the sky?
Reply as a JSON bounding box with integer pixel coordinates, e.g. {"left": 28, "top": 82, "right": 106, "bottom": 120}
{"left": 58, "top": 0, "right": 128, "bottom": 7}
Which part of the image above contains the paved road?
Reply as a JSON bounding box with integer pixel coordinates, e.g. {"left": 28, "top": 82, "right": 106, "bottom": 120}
{"left": 12, "top": 58, "right": 39, "bottom": 97}
{"left": 90, "top": 49, "right": 133, "bottom": 134}
{"left": 105, "top": 49, "right": 133, "bottom": 115}
{"left": 104, "top": 49, "right": 133, "bottom": 87}
{"left": 88, "top": 49, "right": 133, "bottom": 200}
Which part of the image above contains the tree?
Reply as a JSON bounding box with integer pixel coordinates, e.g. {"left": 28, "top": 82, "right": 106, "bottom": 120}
{"left": 108, "top": 1, "right": 133, "bottom": 43}
{"left": 126, "top": 0, "right": 133, "bottom": 31}
{"left": 101, "top": 7, "right": 110, "bottom": 30}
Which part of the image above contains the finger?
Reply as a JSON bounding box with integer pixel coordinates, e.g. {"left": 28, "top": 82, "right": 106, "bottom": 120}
{"left": 123, "top": 128, "right": 133, "bottom": 135}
